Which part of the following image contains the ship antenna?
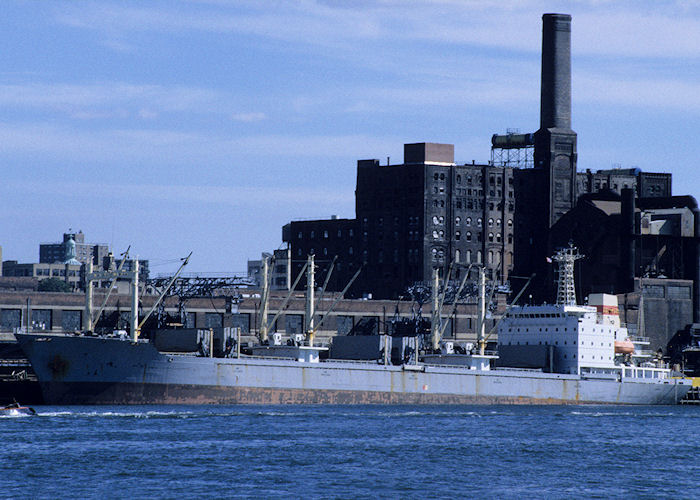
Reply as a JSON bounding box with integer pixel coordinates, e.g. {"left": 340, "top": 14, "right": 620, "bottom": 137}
{"left": 551, "top": 243, "right": 583, "bottom": 306}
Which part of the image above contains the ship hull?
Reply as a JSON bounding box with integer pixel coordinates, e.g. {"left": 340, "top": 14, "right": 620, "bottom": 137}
{"left": 16, "top": 334, "right": 691, "bottom": 405}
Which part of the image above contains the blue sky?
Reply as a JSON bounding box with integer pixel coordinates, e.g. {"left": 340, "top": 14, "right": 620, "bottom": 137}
{"left": 2, "top": 1, "right": 700, "bottom": 276}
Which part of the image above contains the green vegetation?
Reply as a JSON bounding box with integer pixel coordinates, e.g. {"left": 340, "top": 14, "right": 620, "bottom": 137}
{"left": 38, "top": 278, "right": 72, "bottom": 293}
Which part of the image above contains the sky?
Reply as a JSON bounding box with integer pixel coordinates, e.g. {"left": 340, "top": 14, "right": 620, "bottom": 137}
{"left": 2, "top": 0, "right": 700, "bottom": 276}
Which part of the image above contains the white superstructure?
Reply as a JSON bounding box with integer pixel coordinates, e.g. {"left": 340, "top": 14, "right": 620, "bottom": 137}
{"left": 498, "top": 246, "right": 672, "bottom": 381}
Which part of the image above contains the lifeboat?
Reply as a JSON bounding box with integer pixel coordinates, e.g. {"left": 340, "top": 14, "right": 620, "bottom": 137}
{"left": 614, "top": 339, "right": 635, "bottom": 354}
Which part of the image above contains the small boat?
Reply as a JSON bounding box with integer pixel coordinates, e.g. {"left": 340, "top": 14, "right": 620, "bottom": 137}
{"left": 1, "top": 402, "right": 37, "bottom": 417}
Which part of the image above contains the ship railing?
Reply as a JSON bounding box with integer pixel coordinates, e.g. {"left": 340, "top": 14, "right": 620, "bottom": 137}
{"left": 630, "top": 336, "right": 651, "bottom": 344}
{"left": 244, "top": 355, "right": 382, "bottom": 365}
{"left": 494, "top": 367, "right": 543, "bottom": 373}
{"left": 631, "top": 349, "right": 654, "bottom": 357}
{"left": 621, "top": 365, "right": 670, "bottom": 380}
{"left": 0, "top": 359, "right": 32, "bottom": 367}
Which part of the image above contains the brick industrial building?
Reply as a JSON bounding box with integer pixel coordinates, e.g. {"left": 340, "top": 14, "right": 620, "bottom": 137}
{"left": 282, "top": 14, "right": 676, "bottom": 303}
{"left": 277, "top": 13, "right": 700, "bottom": 352}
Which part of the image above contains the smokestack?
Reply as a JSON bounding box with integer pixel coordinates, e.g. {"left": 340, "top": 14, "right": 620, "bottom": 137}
{"left": 540, "top": 13, "right": 572, "bottom": 130}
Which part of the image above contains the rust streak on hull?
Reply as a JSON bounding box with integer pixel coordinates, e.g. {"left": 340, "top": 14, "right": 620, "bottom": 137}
{"left": 40, "top": 381, "right": 619, "bottom": 405}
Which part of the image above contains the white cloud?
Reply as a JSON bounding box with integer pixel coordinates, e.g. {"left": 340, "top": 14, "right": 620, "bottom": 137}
{"left": 1, "top": 178, "right": 354, "bottom": 208}
{"left": 0, "top": 82, "right": 221, "bottom": 114}
{"left": 0, "top": 122, "right": 400, "bottom": 164}
{"left": 53, "top": 1, "right": 700, "bottom": 60}
{"left": 0, "top": 82, "right": 274, "bottom": 123}
{"left": 576, "top": 72, "right": 700, "bottom": 111}
{"left": 232, "top": 112, "right": 266, "bottom": 122}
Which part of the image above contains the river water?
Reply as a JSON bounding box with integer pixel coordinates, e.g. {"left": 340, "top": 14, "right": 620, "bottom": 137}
{"left": 1, "top": 405, "right": 698, "bottom": 498}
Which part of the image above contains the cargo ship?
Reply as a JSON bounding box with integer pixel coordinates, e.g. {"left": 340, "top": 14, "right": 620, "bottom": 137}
{"left": 15, "top": 248, "right": 692, "bottom": 405}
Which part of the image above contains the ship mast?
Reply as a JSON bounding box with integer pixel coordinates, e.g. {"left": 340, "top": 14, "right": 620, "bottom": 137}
{"left": 259, "top": 255, "right": 271, "bottom": 343}
{"left": 430, "top": 268, "right": 441, "bottom": 351}
{"left": 129, "top": 259, "right": 139, "bottom": 342}
{"left": 551, "top": 243, "right": 583, "bottom": 306}
{"left": 477, "top": 265, "right": 486, "bottom": 355}
{"left": 305, "top": 254, "right": 315, "bottom": 346}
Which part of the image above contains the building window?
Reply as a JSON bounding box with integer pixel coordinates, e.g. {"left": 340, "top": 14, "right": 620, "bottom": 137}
{"left": 349, "top": 246, "right": 353, "bottom": 255}
{"left": 466, "top": 231, "right": 472, "bottom": 242}
{"left": 466, "top": 217, "right": 471, "bottom": 226}
{"left": 466, "top": 250, "right": 472, "bottom": 263}
{"left": 310, "top": 231, "right": 315, "bottom": 239}
{"left": 455, "top": 231, "right": 461, "bottom": 241}
{"left": 440, "top": 173, "right": 445, "bottom": 180}
{"left": 338, "top": 230, "right": 342, "bottom": 238}
{"left": 488, "top": 218, "right": 494, "bottom": 227}
{"left": 457, "top": 175, "right": 461, "bottom": 184}
{"left": 298, "top": 232, "right": 303, "bottom": 239}
{"left": 488, "top": 233, "right": 494, "bottom": 242}
{"left": 477, "top": 218, "right": 482, "bottom": 227}
{"left": 324, "top": 230, "right": 329, "bottom": 238}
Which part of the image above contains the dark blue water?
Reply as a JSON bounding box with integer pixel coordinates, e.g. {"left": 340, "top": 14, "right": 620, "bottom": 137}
{"left": 1, "top": 405, "right": 698, "bottom": 499}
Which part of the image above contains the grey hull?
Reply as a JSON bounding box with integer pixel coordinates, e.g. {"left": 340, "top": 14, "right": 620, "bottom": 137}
{"left": 16, "top": 334, "right": 691, "bottom": 405}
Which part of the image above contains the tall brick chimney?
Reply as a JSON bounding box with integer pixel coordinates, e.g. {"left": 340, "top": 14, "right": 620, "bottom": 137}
{"left": 540, "top": 13, "right": 572, "bottom": 131}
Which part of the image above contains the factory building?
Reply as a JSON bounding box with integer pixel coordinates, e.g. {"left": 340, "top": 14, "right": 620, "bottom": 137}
{"left": 281, "top": 13, "right": 682, "bottom": 307}
{"left": 283, "top": 143, "right": 515, "bottom": 299}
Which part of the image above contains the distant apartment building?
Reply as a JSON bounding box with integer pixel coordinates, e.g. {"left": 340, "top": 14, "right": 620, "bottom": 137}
{"left": 40, "top": 231, "right": 109, "bottom": 266}
{"left": 247, "top": 248, "right": 292, "bottom": 291}
{"left": 102, "top": 255, "right": 151, "bottom": 282}
{"left": 1, "top": 260, "right": 82, "bottom": 288}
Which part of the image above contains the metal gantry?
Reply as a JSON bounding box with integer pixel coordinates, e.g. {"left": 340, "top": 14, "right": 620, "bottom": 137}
{"left": 551, "top": 243, "right": 584, "bottom": 306}
{"left": 146, "top": 275, "right": 257, "bottom": 328}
